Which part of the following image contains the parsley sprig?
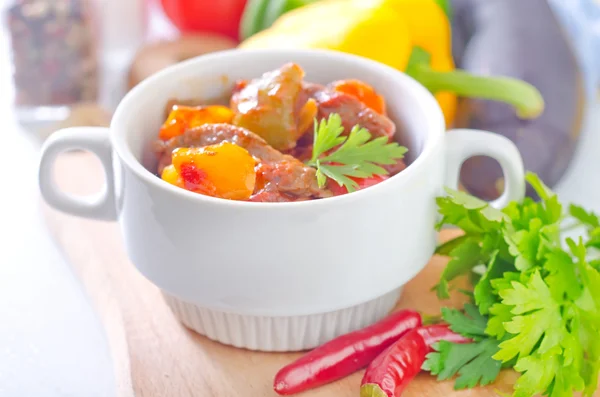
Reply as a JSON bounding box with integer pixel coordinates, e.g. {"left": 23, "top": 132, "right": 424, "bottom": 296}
{"left": 424, "top": 172, "right": 600, "bottom": 397}
{"left": 422, "top": 304, "right": 505, "bottom": 390}
{"left": 306, "top": 113, "right": 408, "bottom": 192}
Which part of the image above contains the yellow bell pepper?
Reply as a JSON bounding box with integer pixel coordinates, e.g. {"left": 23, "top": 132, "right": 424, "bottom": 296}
{"left": 240, "top": 0, "right": 544, "bottom": 127}
{"left": 242, "top": 0, "right": 413, "bottom": 70}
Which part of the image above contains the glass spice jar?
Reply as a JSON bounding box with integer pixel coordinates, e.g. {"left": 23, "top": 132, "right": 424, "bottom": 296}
{"left": 4, "top": 0, "right": 99, "bottom": 124}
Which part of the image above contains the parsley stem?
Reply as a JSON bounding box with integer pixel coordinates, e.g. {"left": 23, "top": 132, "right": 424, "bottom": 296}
{"left": 421, "top": 313, "right": 443, "bottom": 325}
{"left": 561, "top": 221, "right": 584, "bottom": 233}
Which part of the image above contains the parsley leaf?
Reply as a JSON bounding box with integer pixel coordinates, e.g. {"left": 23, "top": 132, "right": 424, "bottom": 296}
{"left": 437, "top": 188, "right": 509, "bottom": 231}
{"left": 424, "top": 339, "right": 502, "bottom": 389}
{"left": 525, "top": 172, "right": 562, "bottom": 223}
{"left": 544, "top": 249, "right": 581, "bottom": 301}
{"left": 588, "top": 228, "right": 600, "bottom": 250}
{"left": 486, "top": 301, "right": 514, "bottom": 339}
{"left": 435, "top": 234, "right": 472, "bottom": 256}
{"left": 525, "top": 171, "right": 552, "bottom": 200}
{"left": 307, "top": 113, "right": 407, "bottom": 192}
{"left": 474, "top": 251, "right": 515, "bottom": 314}
{"left": 512, "top": 352, "right": 568, "bottom": 397}
{"left": 494, "top": 271, "right": 563, "bottom": 362}
{"left": 311, "top": 114, "right": 346, "bottom": 157}
{"left": 423, "top": 305, "right": 503, "bottom": 389}
{"left": 434, "top": 239, "right": 482, "bottom": 299}
{"left": 442, "top": 304, "right": 488, "bottom": 339}
{"left": 434, "top": 188, "right": 510, "bottom": 300}
{"left": 569, "top": 204, "right": 599, "bottom": 229}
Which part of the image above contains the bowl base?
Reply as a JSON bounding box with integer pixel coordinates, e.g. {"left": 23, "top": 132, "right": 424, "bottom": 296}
{"left": 162, "top": 288, "right": 403, "bottom": 352}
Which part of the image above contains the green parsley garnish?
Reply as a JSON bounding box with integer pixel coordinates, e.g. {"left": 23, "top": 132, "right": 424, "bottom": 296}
{"left": 424, "top": 172, "right": 600, "bottom": 397}
{"left": 422, "top": 304, "right": 504, "bottom": 390}
{"left": 306, "top": 113, "right": 408, "bottom": 192}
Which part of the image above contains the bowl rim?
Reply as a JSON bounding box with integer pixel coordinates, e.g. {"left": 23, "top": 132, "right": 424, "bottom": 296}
{"left": 111, "top": 48, "right": 446, "bottom": 209}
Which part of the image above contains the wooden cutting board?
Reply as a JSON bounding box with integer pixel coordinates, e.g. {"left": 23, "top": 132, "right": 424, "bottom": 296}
{"left": 41, "top": 151, "right": 521, "bottom": 397}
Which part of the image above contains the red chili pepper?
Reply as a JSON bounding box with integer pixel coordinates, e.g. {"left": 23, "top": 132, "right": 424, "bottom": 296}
{"left": 360, "top": 324, "right": 471, "bottom": 397}
{"left": 273, "top": 310, "right": 422, "bottom": 395}
{"left": 416, "top": 323, "right": 471, "bottom": 346}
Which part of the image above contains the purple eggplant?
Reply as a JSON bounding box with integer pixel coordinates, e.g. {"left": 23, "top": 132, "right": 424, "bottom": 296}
{"left": 449, "top": 0, "right": 476, "bottom": 64}
{"left": 450, "top": 0, "right": 585, "bottom": 199}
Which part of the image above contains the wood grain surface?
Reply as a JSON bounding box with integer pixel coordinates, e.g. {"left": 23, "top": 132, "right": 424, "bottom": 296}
{"left": 42, "top": 151, "right": 522, "bottom": 397}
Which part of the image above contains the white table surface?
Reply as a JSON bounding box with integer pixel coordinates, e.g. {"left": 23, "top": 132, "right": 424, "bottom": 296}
{"left": 1, "top": 12, "right": 600, "bottom": 397}
{"left": 0, "top": 25, "right": 117, "bottom": 397}
{"left": 0, "top": 125, "right": 117, "bottom": 397}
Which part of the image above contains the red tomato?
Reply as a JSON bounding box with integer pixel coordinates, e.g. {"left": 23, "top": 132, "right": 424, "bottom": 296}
{"left": 329, "top": 175, "right": 389, "bottom": 196}
{"left": 160, "top": 0, "right": 247, "bottom": 41}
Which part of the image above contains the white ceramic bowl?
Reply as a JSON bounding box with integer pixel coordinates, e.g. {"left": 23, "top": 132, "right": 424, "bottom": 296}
{"left": 39, "top": 49, "right": 525, "bottom": 351}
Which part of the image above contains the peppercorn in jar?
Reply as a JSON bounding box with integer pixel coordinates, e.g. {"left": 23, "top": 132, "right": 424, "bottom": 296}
{"left": 3, "top": 0, "right": 99, "bottom": 123}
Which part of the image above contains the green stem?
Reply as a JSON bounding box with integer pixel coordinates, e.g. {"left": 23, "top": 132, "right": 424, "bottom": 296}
{"left": 286, "top": 0, "right": 320, "bottom": 10}
{"left": 561, "top": 221, "right": 585, "bottom": 233}
{"left": 422, "top": 313, "right": 444, "bottom": 325}
{"left": 433, "top": 0, "right": 452, "bottom": 19}
{"left": 409, "top": 64, "right": 545, "bottom": 120}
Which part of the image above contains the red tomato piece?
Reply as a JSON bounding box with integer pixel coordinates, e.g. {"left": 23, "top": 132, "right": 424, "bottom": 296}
{"left": 179, "top": 163, "right": 217, "bottom": 196}
{"left": 328, "top": 175, "right": 389, "bottom": 196}
{"left": 160, "top": 0, "right": 247, "bottom": 41}
{"left": 331, "top": 80, "right": 387, "bottom": 115}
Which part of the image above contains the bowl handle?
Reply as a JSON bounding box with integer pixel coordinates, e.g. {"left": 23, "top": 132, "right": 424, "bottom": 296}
{"left": 38, "top": 127, "right": 117, "bottom": 221}
{"left": 444, "top": 128, "right": 525, "bottom": 208}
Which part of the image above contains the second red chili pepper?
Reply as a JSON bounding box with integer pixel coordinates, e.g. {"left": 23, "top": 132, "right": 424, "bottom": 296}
{"left": 360, "top": 324, "right": 471, "bottom": 397}
{"left": 273, "top": 310, "right": 422, "bottom": 395}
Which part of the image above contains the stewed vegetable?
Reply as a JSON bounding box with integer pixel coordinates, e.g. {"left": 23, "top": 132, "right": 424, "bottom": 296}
{"left": 153, "top": 63, "right": 408, "bottom": 202}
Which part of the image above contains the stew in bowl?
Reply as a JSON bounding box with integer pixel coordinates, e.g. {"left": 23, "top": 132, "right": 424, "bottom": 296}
{"left": 152, "top": 63, "right": 409, "bottom": 202}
